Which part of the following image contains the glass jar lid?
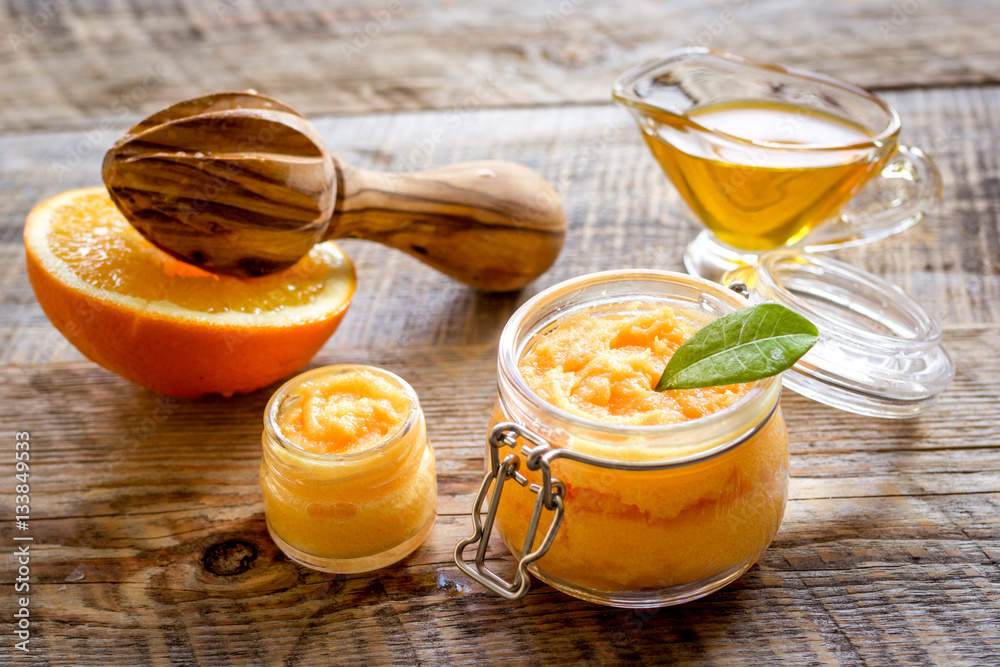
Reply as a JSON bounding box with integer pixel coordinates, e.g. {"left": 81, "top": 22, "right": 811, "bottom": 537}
{"left": 722, "top": 250, "right": 954, "bottom": 419}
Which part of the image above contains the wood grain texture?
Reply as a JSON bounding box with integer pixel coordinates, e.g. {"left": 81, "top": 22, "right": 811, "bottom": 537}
{"left": 332, "top": 159, "right": 566, "bottom": 292}
{"left": 1, "top": 31, "right": 1000, "bottom": 667}
{"left": 2, "top": 0, "right": 999, "bottom": 132}
{"left": 0, "top": 339, "right": 998, "bottom": 666}
{"left": 101, "top": 91, "right": 565, "bottom": 287}
{"left": 4, "top": 88, "right": 998, "bottom": 352}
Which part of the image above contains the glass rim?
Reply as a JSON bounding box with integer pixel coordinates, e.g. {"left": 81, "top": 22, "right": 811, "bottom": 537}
{"left": 751, "top": 250, "right": 941, "bottom": 349}
{"left": 612, "top": 47, "right": 902, "bottom": 152}
{"left": 263, "top": 364, "right": 421, "bottom": 462}
{"left": 497, "top": 269, "right": 781, "bottom": 450}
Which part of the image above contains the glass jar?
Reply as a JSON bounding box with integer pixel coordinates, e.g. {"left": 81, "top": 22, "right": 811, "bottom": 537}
{"left": 455, "top": 270, "right": 789, "bottom": 608}
{"left": 262, "top": 365, "right": 437, "bottom": 573}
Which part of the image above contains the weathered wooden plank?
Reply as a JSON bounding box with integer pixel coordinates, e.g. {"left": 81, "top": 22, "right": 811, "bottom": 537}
{"left": 1, "top": 319, "right": 997, "bottom": 666}
{"left": 2, "top": 87, "right": 999, "bottom": 362}
{"left": 1, "top": 24, "right": 999, "bottom": 663}
{"left": 1, "top": 0, "right": 999, "bottom": 132}
{"left": 3, "top": 511, "right": 998, "bottom": 665}
{"left": 7, "top": 490, "right": 1000, "bottom": 577}
{"left": 1, "top": 317, "right": 998, "bottom": 664}
{"left": 0, "top": 319, "right": 997, "bottom": 474}
{"left": 5, "top": 564, "right": 998, "bottom": 665}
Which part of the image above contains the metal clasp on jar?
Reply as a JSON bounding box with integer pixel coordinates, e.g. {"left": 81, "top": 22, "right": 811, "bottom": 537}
{"left": 453, "top": 422, "right": 565, "bottom": 600}
{"left": 454, "top": 399, "right": 779, "bottom": 600}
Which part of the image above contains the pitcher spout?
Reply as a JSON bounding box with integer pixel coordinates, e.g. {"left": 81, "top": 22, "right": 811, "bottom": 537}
{"left": 613, "top": 48, "right": 730, "bottom": 117}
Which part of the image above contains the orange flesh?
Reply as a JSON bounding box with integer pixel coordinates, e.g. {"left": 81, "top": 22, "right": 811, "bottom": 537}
{"left": 46, "top": 190, "right": 336, "bottom": 314}
{"left": 24, "top": 188, "right": 355, "bottom": 397}
{"left": 262, "top": 368, "right": 437, "bottom": 560}
{"left": 496, "top": 302, "right": 789, "bottom": 592}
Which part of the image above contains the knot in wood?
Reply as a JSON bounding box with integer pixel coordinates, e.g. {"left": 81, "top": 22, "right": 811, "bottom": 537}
{"left": 203, "top": 539, "right": 258, "bottom": 576}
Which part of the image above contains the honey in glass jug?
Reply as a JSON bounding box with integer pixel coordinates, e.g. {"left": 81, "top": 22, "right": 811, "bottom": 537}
{"left": 613, "top": 48, "right": 942, "bottom": 281}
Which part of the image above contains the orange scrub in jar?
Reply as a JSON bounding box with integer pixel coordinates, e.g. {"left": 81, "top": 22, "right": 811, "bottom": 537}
{"left": 490, "top": 287, "right": 789, "bottom": 606}
{"left": 261, "top": 365, "right": 437, "bottom": 573}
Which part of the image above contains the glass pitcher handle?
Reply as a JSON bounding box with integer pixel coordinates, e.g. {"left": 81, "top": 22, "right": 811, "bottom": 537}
{"left": 453, "top": 423, "right": 564, "bottom": 600}
{"left": 804, "top": 145, "right": 943, "bottom": 251}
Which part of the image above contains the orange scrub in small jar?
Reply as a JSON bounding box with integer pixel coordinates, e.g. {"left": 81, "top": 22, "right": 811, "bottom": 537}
{"left": 489, "top": 276, "right": 789, "bottom": 607}
{"left": 261, "top": 365, "right": 437, "bottom": 573}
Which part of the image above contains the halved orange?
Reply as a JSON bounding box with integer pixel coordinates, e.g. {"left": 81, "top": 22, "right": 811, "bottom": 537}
{"left": 24, "top": 187, "right": 355, "bottom": 397}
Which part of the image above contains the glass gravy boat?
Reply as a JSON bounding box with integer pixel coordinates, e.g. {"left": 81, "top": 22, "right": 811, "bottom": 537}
{"left": 613, "top": 48, "right": 941, "bottom": 281}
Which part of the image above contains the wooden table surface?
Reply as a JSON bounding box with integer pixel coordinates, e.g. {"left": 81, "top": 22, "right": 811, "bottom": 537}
{"left": 2, "top": 1, "right": 999, "bottom": 665}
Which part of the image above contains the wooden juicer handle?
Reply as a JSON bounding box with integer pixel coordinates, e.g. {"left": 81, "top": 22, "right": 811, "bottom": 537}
{"left": 102, "top": 91, "right": 566, "bottom": 292}
{"left": 331, "top": 159, "right": 564, "bottom": 292}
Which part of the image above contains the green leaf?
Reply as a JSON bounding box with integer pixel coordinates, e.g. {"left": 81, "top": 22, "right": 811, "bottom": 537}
{"left": 655, "top": 303, "right": 819, "bottom": 391}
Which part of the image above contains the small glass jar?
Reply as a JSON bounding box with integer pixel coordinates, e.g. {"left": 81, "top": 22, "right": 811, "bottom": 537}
{"left": 261, "top": 365, "right": 437, "bottom": 573}
{"left": 455, "top": 270, "right": 789, "bottom": 608}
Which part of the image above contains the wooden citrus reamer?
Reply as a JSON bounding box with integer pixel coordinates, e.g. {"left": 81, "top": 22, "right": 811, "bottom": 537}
{"left": 102, "top": 91, "right": 566, "bottom": 291}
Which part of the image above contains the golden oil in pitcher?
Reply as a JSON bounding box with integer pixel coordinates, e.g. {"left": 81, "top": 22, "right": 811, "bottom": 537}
{"left": 643, "top": 100, "right": 889, "bottom": 251}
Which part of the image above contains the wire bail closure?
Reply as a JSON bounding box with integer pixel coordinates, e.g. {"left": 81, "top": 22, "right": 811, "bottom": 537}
{"left": 454, "top": 399, "right": 780, "bottom": 599}
{"left": 453, "top": 422, "right": 565, "bottom": 600}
